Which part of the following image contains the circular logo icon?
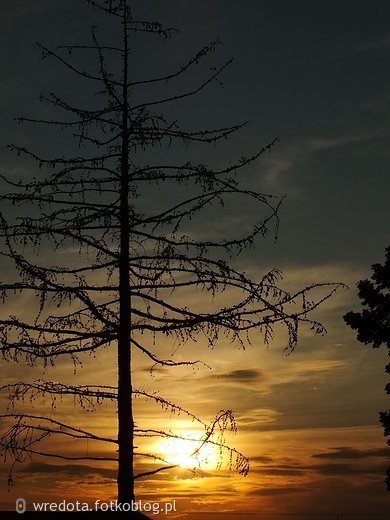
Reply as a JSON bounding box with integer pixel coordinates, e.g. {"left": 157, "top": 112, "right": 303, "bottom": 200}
{"left": 16, "top": 498, "right": 26, "bottom": 514}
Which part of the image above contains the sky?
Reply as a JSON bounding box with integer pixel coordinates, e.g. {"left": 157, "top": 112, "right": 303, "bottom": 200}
{"left": 0, "top": 1, "right": 390, "bottom": 519}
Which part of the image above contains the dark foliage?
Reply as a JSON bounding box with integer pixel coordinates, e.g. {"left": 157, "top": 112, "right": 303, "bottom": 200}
{"left": 344, "top": 245, "right": 390, "bottom": 490}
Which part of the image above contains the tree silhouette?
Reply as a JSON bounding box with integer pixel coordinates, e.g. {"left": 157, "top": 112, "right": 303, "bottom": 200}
{"left": 0, "top": 0, "right": 343, "bottom": 505}
{"left": 344, "top": 245, "right": 390, "bottom": 490}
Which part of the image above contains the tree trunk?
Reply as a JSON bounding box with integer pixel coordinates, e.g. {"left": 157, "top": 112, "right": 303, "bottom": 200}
{"left": 117, "top": 1, "right": 134, "bottom": 504}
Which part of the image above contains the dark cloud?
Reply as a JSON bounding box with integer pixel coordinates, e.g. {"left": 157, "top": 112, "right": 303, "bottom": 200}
{"left": 313, "top": 463, "right": 356, "bottom": 475}
{"left": 313, "top": 462, "right": 384, "bottom": 476}
{"left": 249, "top": 460, "right": 314, "bottom": 476}
{"left": 211, "top": 369, "right": 263, "bottom": 383}
{"left": 250, "top": 458, "right": 387, "bottom": 478}
{"left": 250, "top": 455, "right": 274, "bottom": 463}
{"left": 312, "top": 447, "right": 390, "bottom": 460}
{"left": 80, "top": 478, "right": 114, "bottom": 486}
{"left": 22, "top": 462, "right": 116, "bottom": 479}
{"left": 139, "top": 365, "right": 170, "bottom": 375}
{"left": 247, "top": 486, "right": 307, "bottom": 496}
{"left": 252, "top": 467, "right": 304, "bottom": 476}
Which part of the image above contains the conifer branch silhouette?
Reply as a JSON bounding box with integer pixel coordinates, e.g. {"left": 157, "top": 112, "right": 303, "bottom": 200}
{"left": 0, "top": 0, "right": 344, "bottom": 503}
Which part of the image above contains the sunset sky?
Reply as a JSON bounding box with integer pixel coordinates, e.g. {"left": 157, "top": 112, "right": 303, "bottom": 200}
{"left": 1, "top": 1, "right": 390, "bottom": 519}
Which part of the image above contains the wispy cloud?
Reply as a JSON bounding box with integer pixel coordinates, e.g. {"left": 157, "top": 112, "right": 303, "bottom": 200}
{"left": 247, "top": 486, "right": 307, "bottom": 496}
{"left": 312, "top": 446, "right": 390, "bottom": 460}
{"left": 312, "top": 462, "right": 383, "bottom": 476}
{"left": 342, "top": 34, "right": 390, "bottom": 57}
{"left": 259, "top": 133, "right": 375, "bottom": 195}
{"left": 22, "top": 462, "right": 116, "bottom": 479}
{"left": 209, "top": 369, "right": 264, "bottom": 383}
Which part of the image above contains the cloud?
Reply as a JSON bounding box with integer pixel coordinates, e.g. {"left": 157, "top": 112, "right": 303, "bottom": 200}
{"left": 247, "top": 486, "right": 307, "bottom": 496}
{"left": 21, "top": 462, "right": 116, "bottom": 480}
{"left": 251, "top": 466, "right": 304, "bottom": 476}
{"left": 312, "top": 462, "right": 383, "bottom": 476}
{"left": 247, "top": 455, "right": 274, "bottom": 464}
{"left": 308, "top": 448, "right": 388, "bottom": 476}
{"left": 312, "top": 447, "right": 390, "bottom": 460}
{"left": 211, "top": 369, "right": 264, "bottom": 383}
{"left": 237, "top": 408, "right": 281, "bottom": 429}
{"left": 259, "top": 133, "right": 374, "bottom": 195}
{"left": 342, "top": 35, "right": 390, "bottom": 57}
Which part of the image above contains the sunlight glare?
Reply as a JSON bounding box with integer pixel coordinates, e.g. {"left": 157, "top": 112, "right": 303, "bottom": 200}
{"left": 158, "top": 434, "right": 219, "bottom": 470}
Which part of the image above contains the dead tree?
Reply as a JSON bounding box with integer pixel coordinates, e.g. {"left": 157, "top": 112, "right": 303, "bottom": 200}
{"left": 0, "top": 0, "right": 344, "bottom": 504}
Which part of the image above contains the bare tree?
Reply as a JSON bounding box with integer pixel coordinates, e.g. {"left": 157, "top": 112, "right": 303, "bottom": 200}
{"left": 0, "top": 0, "right": 343, "bottom": 505}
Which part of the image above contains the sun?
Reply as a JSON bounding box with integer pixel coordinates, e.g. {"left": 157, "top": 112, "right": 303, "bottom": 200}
{"left": 157, "top": 433, "right": 219, "bottom": 470}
